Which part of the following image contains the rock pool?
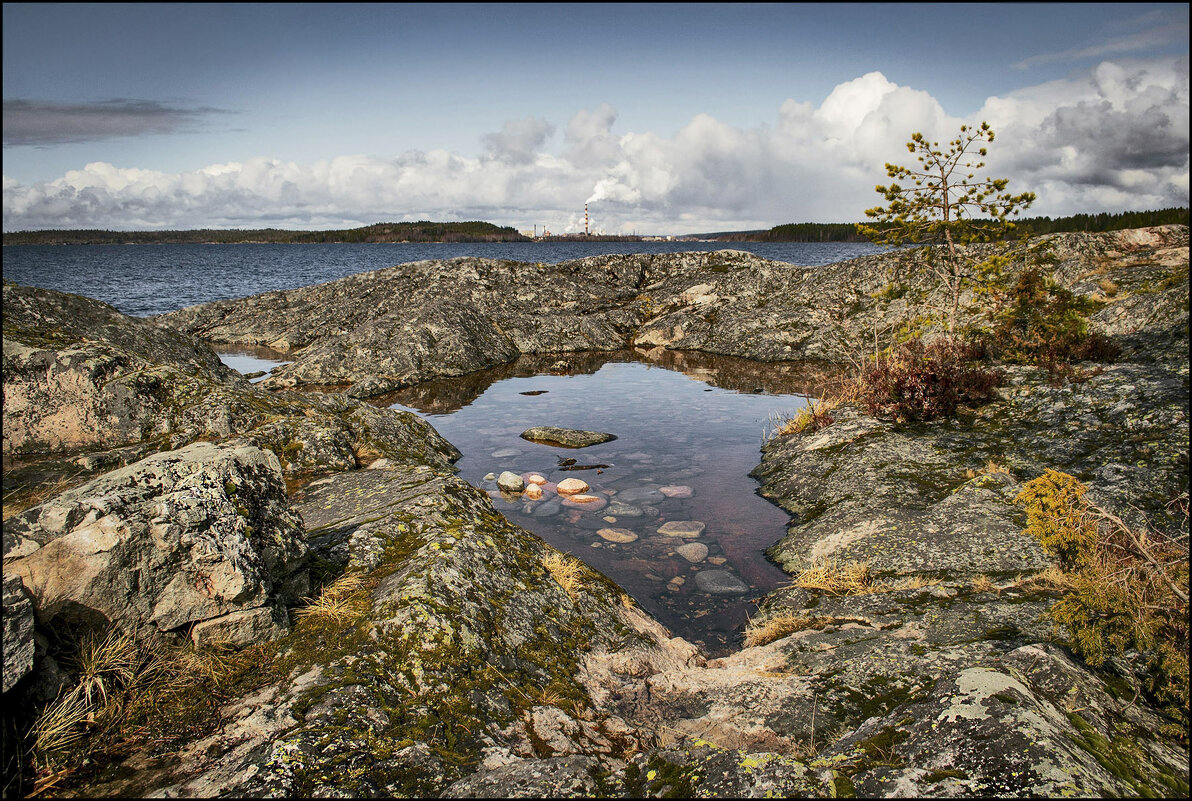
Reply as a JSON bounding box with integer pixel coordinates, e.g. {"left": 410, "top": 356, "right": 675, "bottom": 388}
{"left": 375, "top": 349, "right": 827, "bottom": 655}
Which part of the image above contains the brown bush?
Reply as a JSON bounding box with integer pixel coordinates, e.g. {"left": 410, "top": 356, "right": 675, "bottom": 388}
{"left": 857, "top": 337, "right": 1002, "bottom": 423}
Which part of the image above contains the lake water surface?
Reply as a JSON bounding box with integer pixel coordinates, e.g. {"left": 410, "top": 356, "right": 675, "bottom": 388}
{"left": 4, "top": 240, "right": 886, "bottom": 317}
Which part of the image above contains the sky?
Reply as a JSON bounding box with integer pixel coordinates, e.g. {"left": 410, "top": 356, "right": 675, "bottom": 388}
{"left": 2, "top": 3, "right": 1189, "bottom": 234}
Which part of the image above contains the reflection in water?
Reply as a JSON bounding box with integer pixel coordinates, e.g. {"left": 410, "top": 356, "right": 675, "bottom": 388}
{"left": 215, "top": 345, "right": 291, "bottom": 383}
{"left": 376, "top": 348, "right": 840, "bottom": 416}
{"left": 382, "top": 352, "right": 830, "bottom": 656}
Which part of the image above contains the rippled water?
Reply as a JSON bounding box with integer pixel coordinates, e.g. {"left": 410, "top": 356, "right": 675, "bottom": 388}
{"left": 5, "top": 240, "right": 887, "bottom": 318}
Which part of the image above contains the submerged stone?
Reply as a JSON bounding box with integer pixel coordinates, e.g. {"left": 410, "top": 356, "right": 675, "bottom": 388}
{"left": 496, "top": 471, "right": 525, "bottom": 493}
{"left": 556, "top": 478, "right": 590, "bottom": 495}
{"left": 693, "top": 569, "right": 749, "bottom": 595}
{"left": 520, "top": 426, "right": 617, "bottom": 448}
{"left": 660, "top": 485, "right": 694, "bottom": 498}
{"left": 597, "top": 527, "right": 638, "bottom": 543}
{"left": 675, "top": 542, "right": 709, "bottom": 563}
{"left": 657, "top": 520, "right": 706, "bottom": 538}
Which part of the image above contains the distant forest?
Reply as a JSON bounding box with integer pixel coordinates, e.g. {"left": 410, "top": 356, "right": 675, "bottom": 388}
{"left": 5, "top": 208, "right": 1187, "bottom": 246}
{"left": 708, "top": 207, "right": 1190, "bottom": 242}
{"left": 3, "top": 221, "right": 529, "bottom": 245}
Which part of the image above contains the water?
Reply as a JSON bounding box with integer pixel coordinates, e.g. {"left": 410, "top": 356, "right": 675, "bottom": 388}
{"left": 214, "top": 345, "right": 292, "bottom": 383}
{"left": 3, "top": 240, "right": 886, "bottom": 318}
{"left": 8, "top": 242, "right": 847, "bottom": 653}
{"left": 375, "top": 349, "right": 826, "bottom": 656}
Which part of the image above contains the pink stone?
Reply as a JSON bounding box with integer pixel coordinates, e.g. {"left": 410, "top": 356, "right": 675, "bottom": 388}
{"left": 556, "top": 478, "right": 590, "bottom": 495}
{"left": 562, "top": 494, "right": 607, "bottom": 511}
{"left": 660, "top": 485, "right": 694, "bottom": 498}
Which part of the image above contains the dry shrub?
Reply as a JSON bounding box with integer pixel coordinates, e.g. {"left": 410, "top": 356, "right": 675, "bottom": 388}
{"left": 857, "top": 336, "right": 1002, "bottom": 423}
{"left": 1017, "top": 471, "right": 1189, "bottom": 738}
{"left": 968, "top": 268, "right": 1121, "bottom": 367}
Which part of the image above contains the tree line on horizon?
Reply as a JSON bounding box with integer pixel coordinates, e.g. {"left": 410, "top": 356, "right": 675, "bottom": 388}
{"left": 710, "top": 207, "right": 1189, "bottom": 242}
{"left": 2, "top": 221, "right": 529, "bottom": 246}
{"left": 3, "top": 208, "right": 1186, "bottom": 246}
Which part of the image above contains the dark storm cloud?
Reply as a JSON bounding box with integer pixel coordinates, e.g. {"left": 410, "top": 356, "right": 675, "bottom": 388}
{"left": 1038, "top": 97, "right": 1189, "bottom": 186}
{"left": 2, "top": 99, "right": 233, "bottom": 146}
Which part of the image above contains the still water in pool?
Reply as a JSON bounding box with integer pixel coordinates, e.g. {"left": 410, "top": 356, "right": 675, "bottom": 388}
{"left": 378, "top": 350, "right": 823, "bottom": 655}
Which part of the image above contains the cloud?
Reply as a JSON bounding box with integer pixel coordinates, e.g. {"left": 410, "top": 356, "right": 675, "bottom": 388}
{"left": 3, "top": 58, "right": 1188, "bottom": 233}
{"left": 482, "top": 116, "right": 555, "bottom": 165}
{"left": 1013, "top": 26, "right": 1187, "bottom": 70}
{"left": 2, "top": 99, "right": 234, "bottom": 146}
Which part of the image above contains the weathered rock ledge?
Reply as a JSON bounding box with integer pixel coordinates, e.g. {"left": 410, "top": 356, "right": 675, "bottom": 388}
{"left": 2, "top": 226, "right": 1188, "bottom": 797}
{"left": 157, "top": 226, "right": 1189, "bottom": 396}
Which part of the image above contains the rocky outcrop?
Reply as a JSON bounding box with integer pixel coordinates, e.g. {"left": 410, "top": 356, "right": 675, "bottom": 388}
{"left": 157, "top": 226, "right": 1189, "bottom": 396}
{"left": 2, "top": 576, "right": 36, "bottom": 693}
{"left": 3, "top": 441, "right": 308, "bottom": 647}
{"left": 2, "top": 284, "right": 461, "bottom": 507}
{"left": 2, "top": 227, "right": 1187, "bottom": 797}
{"left": 84, "top": 462, "right": 698, "bottom": 798}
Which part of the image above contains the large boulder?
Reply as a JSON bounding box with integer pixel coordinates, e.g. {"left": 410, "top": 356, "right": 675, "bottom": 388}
{"left": 3, "top": 440, "right": 308, "bottom": 645}
{"left": 2, "top": 283, "right": 239, "bottom": 456}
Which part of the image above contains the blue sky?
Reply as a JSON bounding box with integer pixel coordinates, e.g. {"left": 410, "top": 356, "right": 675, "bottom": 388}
{"left": 3, "top": 3, "right": 1188, "bottom": 233}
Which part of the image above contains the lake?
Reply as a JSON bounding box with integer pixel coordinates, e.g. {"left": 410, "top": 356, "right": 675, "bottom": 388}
{"left": 3, "top": 240, "right": 887, "bottom": 317}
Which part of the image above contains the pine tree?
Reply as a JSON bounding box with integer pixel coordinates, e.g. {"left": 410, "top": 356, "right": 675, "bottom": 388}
{"left": 857, "top": 122, "right": 1036, "bottom": 330}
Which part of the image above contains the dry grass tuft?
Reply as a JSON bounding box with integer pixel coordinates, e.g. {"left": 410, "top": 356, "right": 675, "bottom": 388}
{"left": 543, "top": 551, "right": 586, "bottom": 599}
{"left": 794, "top": 559, "right": 879, "bottom": 595}
{"left": 1011, "top": 566, "right": 1074, "bottom": 592}
{"left": 768, "top": 397, "right": 842, "bottom": 439}
{"left": 970, "top": 574, "right": 996, "bottom": 593}
{"left": 793, "top": 559, "right": 939, "bottom": 597}
{"left": 542, "top": 551, "right": 587, "bottom": 600}
{"left": 293, "top": 571, "right": 368, "bottom": 625}
{"left": 744, "top": 612, "right": 832, "bottom": 647}
{"left": 885, "top": 574, "right": 941, "bottom": 592}
{"left": 31, "top": 628, "right": 155, "bottom": 762}
{"left": 2, "top": 473, "right": 87, "bottom": 521}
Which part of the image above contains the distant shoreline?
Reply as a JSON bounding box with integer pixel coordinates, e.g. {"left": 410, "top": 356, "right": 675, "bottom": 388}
{"left": 3, "top": 207, "right": 1185, "bottom": 246}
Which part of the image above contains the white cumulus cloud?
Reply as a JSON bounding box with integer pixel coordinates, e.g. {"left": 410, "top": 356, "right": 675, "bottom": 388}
{"left": 4, "top": 57, "right": 1188, "bottom": 233}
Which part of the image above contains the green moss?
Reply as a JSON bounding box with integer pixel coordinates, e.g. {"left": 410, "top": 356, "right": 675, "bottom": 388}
{"left": 640, "top": 753, "right": 705, "bottom": 798}
{"left": 872, "top": 283, "right": 908, "bottom": 301}
{"left": 1067, "top": 710, "right": 1189, "bottom": 798}
{"left": 850, "top": 725, "right": 908, "bottom": 770}
{"left": 830, "top": 771, "right": 857, "bottom": 797}
{"left": 925, "top": 768, "right": 969, "bottom": 782}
